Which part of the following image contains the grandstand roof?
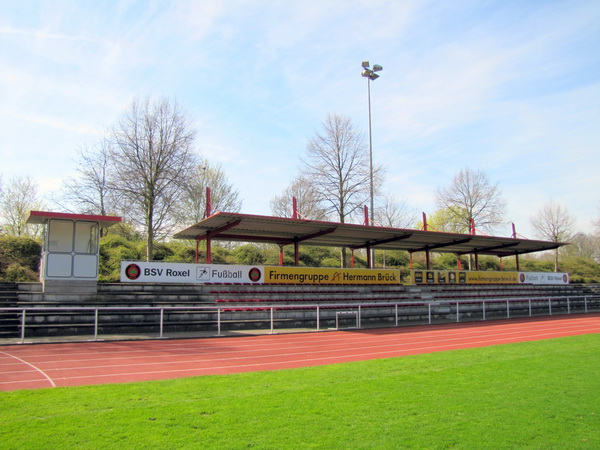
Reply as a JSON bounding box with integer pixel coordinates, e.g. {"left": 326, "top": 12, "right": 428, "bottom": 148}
{"left": 27, "top": 211, "right": 122, "bottom": 228}
{"left": 173, "top": 212, "right": 566, "bottom": 258}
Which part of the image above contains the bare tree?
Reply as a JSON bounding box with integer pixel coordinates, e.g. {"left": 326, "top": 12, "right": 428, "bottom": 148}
{"left": 176, "top": 159, "right": 242, "bottom": 225}
{"left": 109, "top": 96, "right": 198, "bottom": 260}
{"left": 435, "top": 168, "right": 506, "bottom": 234}
{"left": 375, "top": 193, "right": 418, "bottom": 229}
{"left": 301, "top": 113, "right": 383, "bottom": 267}
{"left": 56, "top": 138, "right": 116, "bottom": 216}
{"left": 302, "top": 113, "right": 382, "bottom": 223}
{"left": 530, "top": 200, "right": 575, "bottom": 271}
{"left": 0, "top": 176, "right": 44, "bottom": 237}
{"left": 270, "top": 175, "right": 329, "bottom": 220}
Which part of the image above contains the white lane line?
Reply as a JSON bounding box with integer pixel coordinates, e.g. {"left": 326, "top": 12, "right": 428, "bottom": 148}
{"left": 11, "top": 328, "right": 599, "bottom": 378}
{"left": 0, "top": 351, "right": 56, "bottom": 388}
{"left": 3, "top": 321, "right": 598, "bottom": 368}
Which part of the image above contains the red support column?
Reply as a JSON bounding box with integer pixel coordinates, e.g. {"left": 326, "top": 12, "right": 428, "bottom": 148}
{"left": 292, "top": 197, "right": 298, "bottom": 219}
{"left": 206, "top": 236, "right": 212, "bottom": 264}
{"left": 294, "top": 241, "right": 300, "bottom": 266}
{"left": 364, "top": 205, "right": 370, "bottom": 226}
{"left": 457, "top": 256, "right": 462, "bottom": 270}
{"left": 409, "top": 252, "right": 413, "bottom": 269}
{"left": 366, "top": 245, "right": 372, "bottom": 268}
{"left": 423, "top": 212, "right": 431, "bottom": 270}
{"left": 195, "top": 238, "right": 200, "bottom": 264}
{"left": 205, "top": 187, "right": 212, "bottom": 218}
{"left": 351, "top": 249, "right": 355, "bottom": 268}
{"left": 279, "top": 244, "right": 284, "bottom": 266}
{"left": 512, "top": 224, "right": 520, "bottom": 271}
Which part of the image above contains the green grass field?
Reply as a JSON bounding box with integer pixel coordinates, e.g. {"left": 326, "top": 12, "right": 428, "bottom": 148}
{"left": 2, "top": 334, "right": 600, "bottom": 449}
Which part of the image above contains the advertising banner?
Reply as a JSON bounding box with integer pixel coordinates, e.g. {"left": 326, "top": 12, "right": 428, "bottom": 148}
{"left": 263, "top": 266, "right": 401, "bottom": 285}
{"left": 466, "top": 271, "right": 520, "bottom": 284}
{"left": 121, "top": 261, "right": 264, "bottom": 284}
{"left": 411, "top": 270, "right": 569, "bottom": 285}
{"left": 519, "top": 272, "right": 569, "bottom": 285}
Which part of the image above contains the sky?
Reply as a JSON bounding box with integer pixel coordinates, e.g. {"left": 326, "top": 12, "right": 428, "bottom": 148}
{"left": 1, "top": 0, "right": 599, "bottom": 239}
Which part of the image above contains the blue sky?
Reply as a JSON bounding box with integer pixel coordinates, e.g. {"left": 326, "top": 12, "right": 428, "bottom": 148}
{"left": 1, "top": 0, "right": 598, "bottom": 239}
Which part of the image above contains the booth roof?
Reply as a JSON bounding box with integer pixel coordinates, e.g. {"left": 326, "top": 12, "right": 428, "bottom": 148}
{"left": 26, "top": 211, "right": 122, "bottom": 228}
{"left": 173, "top": 212, "right": 566, "bottom": 258}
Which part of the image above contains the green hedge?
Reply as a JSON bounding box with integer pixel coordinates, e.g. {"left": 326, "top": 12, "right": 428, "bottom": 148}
{"left": 0, "top": 236, "right": 41, "bottom": 282}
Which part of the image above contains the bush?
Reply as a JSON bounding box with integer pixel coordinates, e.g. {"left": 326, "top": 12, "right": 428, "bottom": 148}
{"left": 0, "top": 236, "right": 41, "bottom": 281}
{"left": 231, "top": 244, "right": 265, "bottom": 265}
{"left": 99, "top": 236, "right": 144, "bottom": 282}
{"left": 3, "top": 263, "right": 39, "bottom": 282}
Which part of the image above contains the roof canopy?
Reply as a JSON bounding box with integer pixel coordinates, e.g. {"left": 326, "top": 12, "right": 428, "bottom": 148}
{"left": 27, "top": 211, "right": 122, "bottom": 228}
{"left": 174, "top": 212, "right": 565, "bottom": 258}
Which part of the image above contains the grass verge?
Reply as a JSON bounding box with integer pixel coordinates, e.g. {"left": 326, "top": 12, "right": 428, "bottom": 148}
{"left": 2, "top": 334, "right": 600, "bottom": 449}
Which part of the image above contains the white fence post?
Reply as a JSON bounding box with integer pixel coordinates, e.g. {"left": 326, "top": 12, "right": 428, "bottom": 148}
{"left": 20, "top": 309, "right": 26, "bottom": 344}
{"left": 94, "top": 308, "right": 99, "bottom": 341}
{"left": 159, "top": 308, "right": 164, "bottom": 339}
{"left": 316, "top": 306, "right": 320, "bottom": 331}
{"left": 217, "top": 308, "right": 222, "bottom": 336}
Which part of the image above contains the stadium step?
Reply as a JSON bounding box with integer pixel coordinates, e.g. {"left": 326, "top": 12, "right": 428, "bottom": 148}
{"left": 0, "top": 282, "right": 20, "bottom": 338}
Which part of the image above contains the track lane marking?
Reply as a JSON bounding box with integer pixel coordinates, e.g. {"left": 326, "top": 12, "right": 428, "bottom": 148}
{"left": 0, "top": 351, "right": 56, "bottom": 388}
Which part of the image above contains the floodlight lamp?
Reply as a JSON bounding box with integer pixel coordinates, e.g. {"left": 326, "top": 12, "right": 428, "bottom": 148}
{"left": 369, "top": 72, "right": 380, "bottom": 81}
{"left": 362, "top": 61, "right": 370, "bottom": 68}
{"left": 361, "top": 69, "right": 373, "bottom": 78}
{"left": 372, "top": 64, "right": 383, "bottom": 72}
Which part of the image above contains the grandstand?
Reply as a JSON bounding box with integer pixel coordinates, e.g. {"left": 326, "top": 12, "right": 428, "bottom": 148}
{"left": 1, "top": 208, "right": 597, "bottom": 343}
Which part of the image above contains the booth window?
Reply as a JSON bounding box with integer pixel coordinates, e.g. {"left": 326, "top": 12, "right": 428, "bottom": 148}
{"left": 75, "top": 222, "right": 99, "bottom": 254}
{"left": 48, "top": 220, "right": 74, "bottom": 253}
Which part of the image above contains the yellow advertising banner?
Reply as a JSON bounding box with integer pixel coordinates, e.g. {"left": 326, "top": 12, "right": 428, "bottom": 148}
{"left": 412, "top": 270, "right": 520, "bottom": 285}
{"left": 465, "top": 271, "right": 520, "bottom": 284}
{"left": 264, "top": 267, "right": 401, "bottom": 285}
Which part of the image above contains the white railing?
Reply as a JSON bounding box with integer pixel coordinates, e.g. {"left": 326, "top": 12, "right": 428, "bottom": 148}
{"left": 1, "top": 295, "right": 599, "bottom": 344}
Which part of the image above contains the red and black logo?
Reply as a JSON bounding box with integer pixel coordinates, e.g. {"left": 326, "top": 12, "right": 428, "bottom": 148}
{"left": 248, "top": 267, "right": 262, "bottom": 283}
{"left": 125, "top": 263, "right": 141, "bottom": 280}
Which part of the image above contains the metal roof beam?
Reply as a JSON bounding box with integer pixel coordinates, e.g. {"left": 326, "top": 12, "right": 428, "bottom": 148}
{"left": 215, "top": 234, "right": 294, "bottom": 245}
{"left": 350, "top": 233, "right": 413, "bottom": 250}
{"left": 193, "top": 219, "right": 243, "bottom": 241}
{"left": 411, "top": 237, "right": 473, "bottom": 253}
{"left": 457, "top": 241, "right": 519, "bottom": 256}
{"left": 294, "top": 227, "right": 338, "bottom": 244}
{"left": 212, "top": 227, "right": 337, "bottom": 246}
{"left": 505, "top": 244, "right": 562, "bottom": 257}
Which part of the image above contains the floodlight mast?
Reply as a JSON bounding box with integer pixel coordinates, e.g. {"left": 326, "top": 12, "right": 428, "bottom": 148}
{"left": 361, "top": 61, "right": 383, "bottom": 268}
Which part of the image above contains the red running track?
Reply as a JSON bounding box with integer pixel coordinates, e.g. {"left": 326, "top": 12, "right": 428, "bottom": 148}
{"left": 1, "top": 314, "right": 599, "bottom": 392}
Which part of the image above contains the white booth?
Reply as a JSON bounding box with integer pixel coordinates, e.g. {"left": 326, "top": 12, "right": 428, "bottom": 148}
{"left": 27, "top": 211, "right": 122, "bottom": 293}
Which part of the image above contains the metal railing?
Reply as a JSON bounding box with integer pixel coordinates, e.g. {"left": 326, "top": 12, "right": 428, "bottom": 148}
{"left": 1, "top": 295, "right": 599, "bottom": 344}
